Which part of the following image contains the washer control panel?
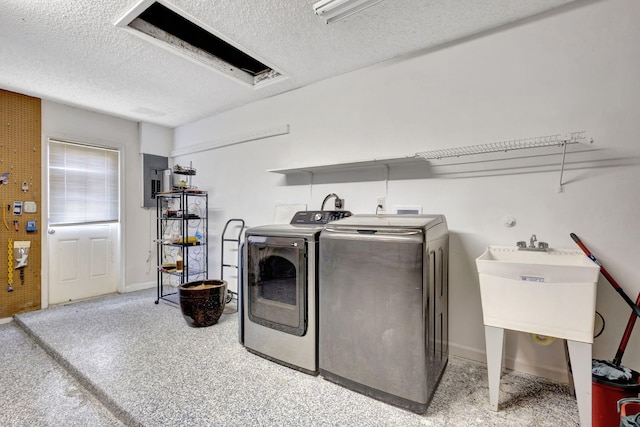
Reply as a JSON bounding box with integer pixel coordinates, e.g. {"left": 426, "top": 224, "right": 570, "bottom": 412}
{"left": 290, "top": 210, "right": 352, "bottom": 225}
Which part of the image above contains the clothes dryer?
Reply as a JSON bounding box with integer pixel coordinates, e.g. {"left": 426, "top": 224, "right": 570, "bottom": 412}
{"left": 241, "top": 210, "right": 350, "bottom": 375}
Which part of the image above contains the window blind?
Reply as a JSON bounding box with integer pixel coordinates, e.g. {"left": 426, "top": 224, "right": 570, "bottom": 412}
{"left": 48, "top": 139, "right": 119, "bottom": 225}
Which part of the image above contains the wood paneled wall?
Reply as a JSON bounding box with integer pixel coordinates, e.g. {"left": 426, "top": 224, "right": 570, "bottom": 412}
{"left": 0, "top": 89, "right": 42, "bottom": 317}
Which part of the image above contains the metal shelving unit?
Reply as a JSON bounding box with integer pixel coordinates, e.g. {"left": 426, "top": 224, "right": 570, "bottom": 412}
{"left": 155, "top": 190, "right": 208, "bottom": 304}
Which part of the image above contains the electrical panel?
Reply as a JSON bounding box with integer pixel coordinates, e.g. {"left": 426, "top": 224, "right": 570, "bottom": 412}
{"left": 142, "top": 154, "right": 169, "bottom": 208}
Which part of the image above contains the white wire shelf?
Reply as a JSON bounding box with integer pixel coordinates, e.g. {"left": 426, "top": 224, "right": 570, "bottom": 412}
{"left": 416, "top": 131, "right": 587, "bottom": 160}
{"left": 267, "top": 131, "right": 590, "bottom": 192}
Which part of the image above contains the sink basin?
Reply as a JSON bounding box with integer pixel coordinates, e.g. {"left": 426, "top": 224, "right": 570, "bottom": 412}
{"left": 476, "top": 246, "right": 600, "bottom": 343}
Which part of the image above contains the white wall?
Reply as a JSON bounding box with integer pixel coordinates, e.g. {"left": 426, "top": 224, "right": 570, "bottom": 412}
{"left": 41, "top": 101, "right": 158, "bottom": 298}
{"left": 137, "top": 122, "right": 174, "bottom": 291}
{"left": 140, "top": 122, "right": 172, "bottom": 156}
{"left": 174, "top": 0, "right": 640, "bottom": 381}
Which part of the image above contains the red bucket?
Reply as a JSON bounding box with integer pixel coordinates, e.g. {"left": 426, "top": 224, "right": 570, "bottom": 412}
{"left": 592, "top": 373, "right": 640, "bottom": 427}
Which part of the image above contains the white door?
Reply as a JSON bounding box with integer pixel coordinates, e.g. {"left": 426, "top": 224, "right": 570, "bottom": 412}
{"left": 48, "top": 223, "right": 119, "bottom": 304}
{"left": 47, "top": 138, "right": 121, "bottom": 305}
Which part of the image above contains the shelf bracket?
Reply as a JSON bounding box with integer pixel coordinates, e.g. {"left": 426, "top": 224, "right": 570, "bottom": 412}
{"left": 558, "top": 141, "right": 568, "bottom": 193}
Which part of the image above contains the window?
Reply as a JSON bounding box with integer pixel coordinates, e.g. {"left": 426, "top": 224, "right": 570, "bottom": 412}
{"left": 48, "top": 139, "right": 119, "bottom": 225}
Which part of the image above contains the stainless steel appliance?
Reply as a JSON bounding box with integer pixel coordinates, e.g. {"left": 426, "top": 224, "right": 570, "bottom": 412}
{"left": 318, "top": 214, "right": 448, "bottom": 413}
{"left": 241, "top": 210, "right": 351, "bottom": 375}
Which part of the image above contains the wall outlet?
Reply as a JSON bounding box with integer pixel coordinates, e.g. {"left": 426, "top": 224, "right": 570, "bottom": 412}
{"left": 376, "top": 196, "right": 386, "bottom": 212}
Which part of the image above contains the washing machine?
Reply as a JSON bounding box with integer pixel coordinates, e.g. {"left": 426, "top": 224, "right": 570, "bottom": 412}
{"left": 240, "top": 210, "right": 351, "bottom": 375}
{"left": 319, "top": 214, "right": 449, "bottom": 413}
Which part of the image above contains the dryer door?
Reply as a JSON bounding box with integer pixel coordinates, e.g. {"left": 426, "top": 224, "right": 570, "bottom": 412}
{"left": 246, "top": 235, "right": 307, "bottom": 336}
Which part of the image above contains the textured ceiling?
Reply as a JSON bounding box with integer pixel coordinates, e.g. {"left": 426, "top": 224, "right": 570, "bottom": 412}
{"left": 0, "top": 0, "right": 578, "bottom": 128}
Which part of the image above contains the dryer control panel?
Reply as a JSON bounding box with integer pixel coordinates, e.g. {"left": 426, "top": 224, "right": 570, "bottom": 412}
{"left": 290, "top": 210, "right": 352, "bottom": 225}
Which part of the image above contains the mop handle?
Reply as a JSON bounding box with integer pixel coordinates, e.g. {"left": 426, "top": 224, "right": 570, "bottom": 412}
{"left": 613, "top": 292, "right": 640, "bottom": 366}
{"left": 570, "top": 233, "right": 640, "bottom": 319}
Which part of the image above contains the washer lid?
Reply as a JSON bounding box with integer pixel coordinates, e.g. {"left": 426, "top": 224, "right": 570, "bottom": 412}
{"left": 325, "top": 214, "right": 444, "bottom": 230}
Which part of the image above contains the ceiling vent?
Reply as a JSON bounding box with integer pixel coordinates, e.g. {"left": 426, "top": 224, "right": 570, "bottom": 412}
{"left": 115, "top": 0, "right": 285, "bottom": 87}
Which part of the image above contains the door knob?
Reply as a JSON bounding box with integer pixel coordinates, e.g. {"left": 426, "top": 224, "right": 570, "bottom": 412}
{"left": 48, "top": 229, "right": 55, "bottom": 234}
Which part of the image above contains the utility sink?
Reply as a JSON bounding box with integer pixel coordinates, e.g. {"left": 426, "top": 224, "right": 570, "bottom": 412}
{"left": 476, "top": 246, "right": 600, "bottom": 343}
{"left": 477, "top": 245, "right": 600, "bottom": 425}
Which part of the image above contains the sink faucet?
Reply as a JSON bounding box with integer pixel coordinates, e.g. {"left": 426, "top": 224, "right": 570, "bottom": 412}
{"left": 517, "top": 234, "right": 549, "bottom": 251}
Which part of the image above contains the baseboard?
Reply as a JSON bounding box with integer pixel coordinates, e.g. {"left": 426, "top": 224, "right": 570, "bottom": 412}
{"left": 124, "top": 281, "right": 155, "bottom": 293}
{"left": 0, "top": 317, "right": 12, "bottom": 324}
{"left": 449, "top": 342, "right": 570, "bottom": 384}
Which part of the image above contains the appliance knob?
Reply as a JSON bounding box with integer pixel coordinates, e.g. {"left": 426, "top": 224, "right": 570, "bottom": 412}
{"left": 314, "top": 213, "right": 323, "bottom": 222}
